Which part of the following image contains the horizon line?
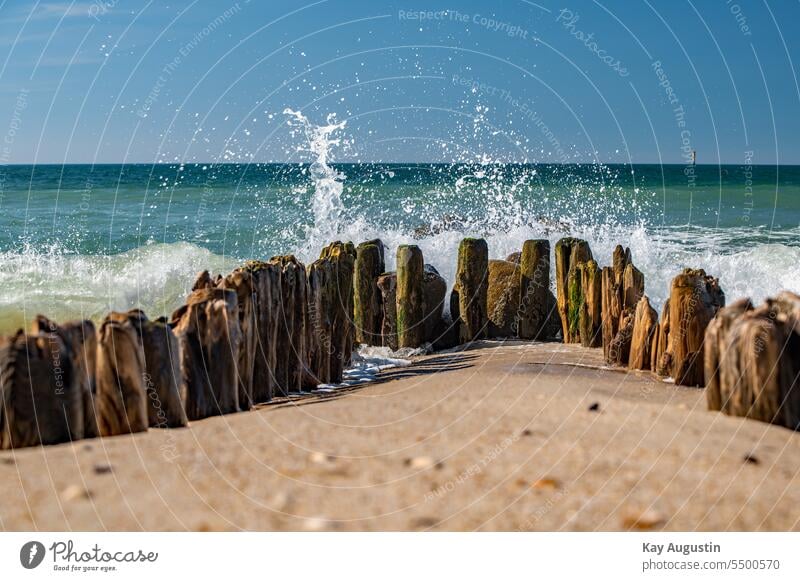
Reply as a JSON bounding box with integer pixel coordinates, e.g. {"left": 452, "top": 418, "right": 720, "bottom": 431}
{"left": 1, "top": 161, "right": 796, "bottom": 167}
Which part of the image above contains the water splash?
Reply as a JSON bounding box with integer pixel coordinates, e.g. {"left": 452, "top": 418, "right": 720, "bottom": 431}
{"left": 283, "top": 108, "right": 349, "bottom": 252}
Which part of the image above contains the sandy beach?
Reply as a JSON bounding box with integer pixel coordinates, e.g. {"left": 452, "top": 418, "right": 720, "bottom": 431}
{"left": 1, "top": 340, "right": 797, "bottom": 532}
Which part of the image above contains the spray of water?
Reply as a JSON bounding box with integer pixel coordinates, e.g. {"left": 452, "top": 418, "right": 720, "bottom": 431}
{"left": 283, "top": 108, "right": 348, "bottom": 250}
{"left": 2, "top": 108, "right": 799, "bottom": 336}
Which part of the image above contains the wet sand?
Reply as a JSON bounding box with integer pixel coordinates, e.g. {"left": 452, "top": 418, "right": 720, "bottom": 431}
{"left": 1, "top": 341, "right": 798, "bottom": 531}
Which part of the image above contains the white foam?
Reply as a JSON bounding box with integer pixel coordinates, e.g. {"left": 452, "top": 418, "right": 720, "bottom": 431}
{"left": 313, "top": 344, "right": 415, "bottom": 391}
{"left": 0, "top": 241, "right": 235, "bottom": 330}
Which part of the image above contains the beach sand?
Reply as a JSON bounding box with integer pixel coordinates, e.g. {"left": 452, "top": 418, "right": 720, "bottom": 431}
{"left": 1, "top": 341, "right": 798, "bottom": 531}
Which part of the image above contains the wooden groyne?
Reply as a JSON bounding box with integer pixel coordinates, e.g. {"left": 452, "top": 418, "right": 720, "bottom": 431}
{"left": 1, "top": 236, "right": 798, "bottom": 450}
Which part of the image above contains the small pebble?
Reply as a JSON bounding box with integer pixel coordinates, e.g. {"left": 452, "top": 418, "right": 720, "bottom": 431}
{"left": 60, "top": 485, "right": 92, "bottom": 502}
{"left": 267, "top": 491, "right": 291, "bottom": 510}
{"left": 521, "top": 429, "right": 533, "bottom": 437}
{"left": 623, "top": 509, "right": 665, "bottom": 530}
{"left": 93, "top": 464, "right": 113, "bottom": 475}
{"left": 303, "top": 517, "right": 331, "bottom": 531}
{"left": 588, "top": 402, "right": 600, "bottom": 412}
{"left": 310, "top": 451, "right": 336, "bottom": 464}
{"left": 531, "top": 478, "right": 561, "bottom": 490}
{"left": 405, "top": 456, "right": 435, "bottom": 469}
{"left": 411, "top": 516, "right": 439, "bottom": 529}
{"left": 744, "top": 453, "right": 760, "bottom": 465}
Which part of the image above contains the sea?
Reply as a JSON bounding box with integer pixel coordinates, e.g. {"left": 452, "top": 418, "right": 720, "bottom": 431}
{"left": 1, "top": 135, "right": 799, "bottom": 336}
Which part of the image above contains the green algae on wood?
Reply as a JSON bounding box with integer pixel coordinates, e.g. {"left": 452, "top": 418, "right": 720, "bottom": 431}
{"left": 396, "top": 244, "right": 425, "bottom": 348}
{"left": 453, "top": 237, "right": 489, "bottom": 343}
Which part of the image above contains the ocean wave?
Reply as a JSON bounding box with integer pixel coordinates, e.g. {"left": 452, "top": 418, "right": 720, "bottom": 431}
{"left": 1, "top": 223, "right": 798, "bottom": 337}
{"left": 0, "top": 241, "right": 235, "bottom": 332}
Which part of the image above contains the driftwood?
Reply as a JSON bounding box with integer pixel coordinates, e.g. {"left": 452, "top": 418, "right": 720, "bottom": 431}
{"left": 171, "top": 288, "right": 241, "bottom": 420}
{"left": 518, "top": 239, "right": 550, "bottom": 340}
{"left": 353, "top": 240, "right": 385, "bottom": 347}
{"left": 0, "top": 330, "right": 83, "bottom": 449}
{"left": 453, "top": 237, "right": 489, "bottom": 343}
{"left": 396, "top": 244, "right": 425, "bottom": 348}
{"left": 554, "top": 237, "right": 592, "bottom": 343}
{"left": 243, "top": 261, "right": 281, "bottom": 403}
{"left": 665, "top": 269, "right": 725, "bottom": 386}
{"left": 628, "top": 296, "right": 658, "bottom": 371}
{"left": 95, "top": 312, "right": 149, "bottom": 436}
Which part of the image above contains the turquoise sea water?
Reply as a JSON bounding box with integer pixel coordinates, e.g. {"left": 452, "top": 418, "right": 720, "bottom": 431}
{"left": 1, "top": 162, "right": 799, "bottom": 332}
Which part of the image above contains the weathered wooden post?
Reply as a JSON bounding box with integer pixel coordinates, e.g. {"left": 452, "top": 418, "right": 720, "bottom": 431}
{"left": 218, "top": 269, "right": 256, "bottom": 410}
{"left": 31, "top": 316, "right": 99, "bottom": 438}
{"left": 377, "top": 272, "right": 398, "bottom": 350}
{"left": 628, "top": 296, "right": 658, "bottom": 371}
{"left": 579, "top": 259, "right": 602, "bottom": 347}
{"left": 453, "top": 237, "right": 489, "bottom": 343}
{"left": 306, "top": 256, "right": 332, "bottom": 386}
{"left": 652, "top": 299, "right": 671, "bottom": 376}
{"left": 243, "top": 261, "right": 281, "bottom": 403}
{"left": 704, "top": 298, "right": 753, "bottom": 411}
{"left": 306, "top": 242, "right": 356, "bottom": 385}
{"left": 353, "top": 239, "right": 385, "bottom": 347}
{"left": 96, "top": 312, "right": 149, "bottom": 436}
{"left": 422, "top": 265, "right": 447, "bottom": 343}
{"left": 396, "top": 244, "right": 425, "bottom": 348}
{"left": 323, "top": 242, "right": 356, "bottom": 382}
{"left": 554, "top": 237, "right": 592, "bottom": 343}
{"left": 601, "top": 245, "right": 630, "bottom": 358}
{"left": 518, "top": 239, "right": 550, "bottom": 340}
{"left": 269, "top": 255, "right": 308, "bottom": 394}
{"left": 713, "top": 297, "right": 799, "bottom": 427}
{"left": 622, "top": 262, "right": 645, "bottom": 311}
{"left": 125, "top": 311, "right": 187, "bottom": 428}
{"left": 601, "top": 267, "right": 620, "bottom": 358}
{"left": 607, "top": 307, "right": 635, "bottom": 366}
{"left": 171, "top": 287, "right": 241, "bottom": 419}
{"left": 613, "top": 245, "right": 631, "bottom": 280}
{"left": 0, "top": 330, "right": 84, "bottom": 449}
{"left": 487, "top": 258, "right": 521, "bottom": 338}
{"left": 665, "top": 268, "right": 724, "bottom": 386}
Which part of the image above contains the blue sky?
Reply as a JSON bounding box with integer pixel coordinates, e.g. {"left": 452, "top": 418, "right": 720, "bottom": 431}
{"left": 0, "top": 0, "right": 797, "bottom": 164}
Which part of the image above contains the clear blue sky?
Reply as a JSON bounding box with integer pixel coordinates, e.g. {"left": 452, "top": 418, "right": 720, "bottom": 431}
{"left": 0, "top": 0, "right": 797, "bottom": 164}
